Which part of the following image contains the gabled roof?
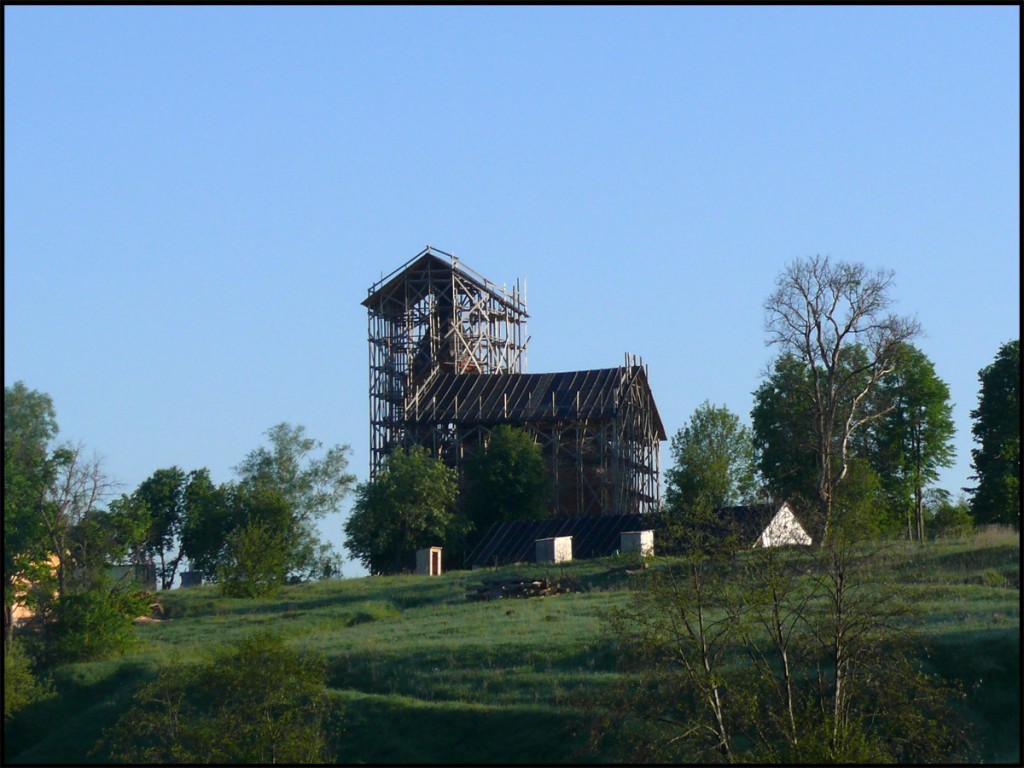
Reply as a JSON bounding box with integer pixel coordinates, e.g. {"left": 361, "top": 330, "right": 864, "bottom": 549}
{"left": 407, "top": 366, "right": 667, "bottom": 439}
{"left": 362, "top": 246, "right": 527, "bottom": 317}
{"left": 467, "top": 513, "right": 653, "bottom": 568}
{"left": 717, "top": 502, "right": 812, "bottom": 544}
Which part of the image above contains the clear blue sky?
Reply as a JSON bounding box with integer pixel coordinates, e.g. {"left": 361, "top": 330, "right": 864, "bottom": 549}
{"left": 5, "top": 7, "right": 1019, "bottom": 578}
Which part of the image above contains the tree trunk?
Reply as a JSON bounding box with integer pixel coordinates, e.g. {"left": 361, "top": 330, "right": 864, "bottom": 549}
{"left": 4, "top": 602, "right": 14, "bottom": 653}
{"left": 833, "top": 652, "right": 846, "bottom": 756}
{"left": 914, "top": 432, "right": 925, "bottom": 542}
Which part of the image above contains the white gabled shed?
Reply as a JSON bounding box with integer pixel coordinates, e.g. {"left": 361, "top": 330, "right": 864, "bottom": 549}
{"left": 756, "top": 502, "right": 812, "bottom": 547}
{"left": 718, "top": 502, "right": 813, "bottom": 548}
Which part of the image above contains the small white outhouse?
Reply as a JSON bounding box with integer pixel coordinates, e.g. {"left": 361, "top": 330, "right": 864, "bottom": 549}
{"left": 535, "top": 536, "right": 573, "bottom": 564}
{"left": 415, "top": 546, "right": 443, "bottom": 576}
{"left": 620, "top": 530, "right": 654, "bottom": 557}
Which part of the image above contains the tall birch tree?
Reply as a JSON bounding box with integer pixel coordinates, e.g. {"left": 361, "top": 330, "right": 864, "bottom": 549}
{"left": 763, "top": 255, "right": 919, "bottom": 541}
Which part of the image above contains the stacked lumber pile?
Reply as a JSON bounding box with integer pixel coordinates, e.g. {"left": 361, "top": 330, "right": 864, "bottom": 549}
{"left": 465, "top": 576, "right": 573, "bottom": 601}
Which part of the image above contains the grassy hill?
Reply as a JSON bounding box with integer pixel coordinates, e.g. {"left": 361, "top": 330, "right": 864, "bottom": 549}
{"left": 5, "top": 528, "right": 1019, "bottom": 764}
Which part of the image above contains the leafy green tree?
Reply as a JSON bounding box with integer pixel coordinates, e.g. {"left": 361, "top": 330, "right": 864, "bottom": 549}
{"left": 664, "top": 401, "right": 759, "bottom": 519}
{"left": 344, "top": 446, "right": 464, "bottom": 575}
{"left": 4, "top": 383, "right": 59, "bottom": 651}
{"left": 968, "top": 339, "right": 1020, "bottom": 529}
{"left": 463, "top": 425, "right": 551, "bottom": 536}
{"left": 217, "top": 488, "right": 294, "bottom": 598}
{"left": 751, "top": 354, "right": 821, "bottom": 516}
{"left": 101, "top": 630, "right": 335, "bottom": 763}
{"left": 234, "top": 423, "right": 355, "bottom": 579}
{"left": 763, "top": 255, "right": 920, "bottom": 542}
{"left": 179, "top": 469, "right": 236, "bottom": 581}
{"left": 869, "top": 344, "right": 956, "bottom": 541}
{"left": 4, "top": 382, "right": 59, "bottom": 449}
{"left": 67, "top": 500, "right": 151, "bottom": 591}
{"left": 829, "top": 457, "right": 888, "bottom": 539}
{"left": 925, "top": 489, "right": 974, "bottom": 539}
{"left": 104, "top": 493, "right": 155, "bottom": 568}
{"left": 48, "top": 575, "right": 150, "bottom": 663}
{"left": 3, "top": 640, "right": 53, "bottom": 725}
{"left": 132, "top": 467, "right": 189, "bottom": 590}
{"left": 753, "top": 348, "right": 899, "bottom": 538}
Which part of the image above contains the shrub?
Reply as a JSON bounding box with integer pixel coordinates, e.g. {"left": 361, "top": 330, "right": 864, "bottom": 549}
{"left": 217, "top": 519, "right": 290, "bottom": 598}
{"left": 101, "top": 630, "right": 336, "bottom": 763}
{"left": 931, "top": 498, "right": 974, "bottom": 540}
{"left": 3, "top": 640, "right": 53, "bottom": 722}
{"left": 49, "top": 581, "right": 150, "bottom": 663}
{"left": 981, "top": 568, "right": 1006, "bottom": 588}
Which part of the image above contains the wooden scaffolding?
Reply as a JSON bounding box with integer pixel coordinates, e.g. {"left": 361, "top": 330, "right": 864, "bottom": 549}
{"left": 364, "top": 248, "right": 665, "bottom": 516}
{"left": 363, "top": 246, "right": 528, "bottom": 477}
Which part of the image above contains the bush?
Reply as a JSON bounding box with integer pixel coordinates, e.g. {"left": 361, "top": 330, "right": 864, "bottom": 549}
{"left": 49, "top": 581, "right": 150, "bottom": 663}
{"left": 931, "top": 498, "right": 974, "bottom": 540}
{"left": 217, "top": 519, "right": 290, "bottom": 598}
{"left": 3, "top": 640, "right": 53, "bottom": 722}
{"left": 101, "top": 630, "right": 336, "bottom": 763}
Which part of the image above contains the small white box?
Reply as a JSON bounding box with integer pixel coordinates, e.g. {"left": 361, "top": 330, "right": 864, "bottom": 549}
{"left": 535, "top": 536, "right": 573, "bottom": 563}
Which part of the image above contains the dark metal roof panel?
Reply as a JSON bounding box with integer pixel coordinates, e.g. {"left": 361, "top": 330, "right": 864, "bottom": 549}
{"left": 408, "top": 368, "right": 629, "bottom": 425}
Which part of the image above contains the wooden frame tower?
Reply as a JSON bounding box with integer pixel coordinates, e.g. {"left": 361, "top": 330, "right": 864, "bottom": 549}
{"left": 362, "top": 246, "right": 528, "bottom": 477}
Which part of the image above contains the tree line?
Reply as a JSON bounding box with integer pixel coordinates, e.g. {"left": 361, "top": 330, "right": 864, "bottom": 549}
{"left": 4, "top": 400, "right": 355, "bottom": 660}
{"left": 5, "top": 256, "right": 1018, "bottom": 613}
{"left": 666, "top": 256, "right": 1018, "bottom": 544}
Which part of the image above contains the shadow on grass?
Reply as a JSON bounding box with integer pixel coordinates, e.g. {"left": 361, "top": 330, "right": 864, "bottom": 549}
{"left": 330, "top": 690, "right": 594, "bottom": 763}
{"left": 923, "top": 626, "right": 1021, "bottom": 765}
{"left": 4, "top": 659, "right": 154, "bottom": 764}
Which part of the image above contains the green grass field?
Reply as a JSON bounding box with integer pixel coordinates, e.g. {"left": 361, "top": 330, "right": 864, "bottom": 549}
{"left": 5, "top": 529, "right": 1019, "bottom": 764}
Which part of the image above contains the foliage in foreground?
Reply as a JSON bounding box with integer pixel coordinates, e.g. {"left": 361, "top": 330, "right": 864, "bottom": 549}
{"left": 593, "top": 512, "right": 972, "bottom": 763}
{"left": 48, "top": 578, "right": 152, "bottom": 664}
{"left": 100, "top": 630, "right": 335, "bottom": 764}
{"left": 3, "top": 641, "right": 54, "bottom": 724}
{"left": 3, "top": 530, "right": 1017, "bottom": 765}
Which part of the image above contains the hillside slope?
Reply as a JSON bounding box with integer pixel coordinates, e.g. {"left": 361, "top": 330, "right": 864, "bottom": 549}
{"left": 4, "top": 531, "right": 1019, "bottom": 764}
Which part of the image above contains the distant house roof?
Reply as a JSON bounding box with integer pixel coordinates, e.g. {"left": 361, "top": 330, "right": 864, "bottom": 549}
{"left": 716, "top": 502, "right": 813, "bottom": 547}
{"left": 407, "top": 366, "right": 667, "bottom": 440}
{"left": 467, "top": 513, "right": 654, "bottom": 568}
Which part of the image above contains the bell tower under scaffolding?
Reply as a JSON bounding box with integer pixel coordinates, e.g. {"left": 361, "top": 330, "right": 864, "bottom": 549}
{"left": 362, "top": 246, "right": 529, "bottom": 477}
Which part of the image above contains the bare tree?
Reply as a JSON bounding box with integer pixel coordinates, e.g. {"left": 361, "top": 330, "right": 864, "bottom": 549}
{"left": 764, "top": 255, "right": 919, "bottom": 542}
{"left": 595, "top": 526, "right": 969, "bottom": 763}
{"left": 40, "top": 443, "right": 116, "bottom": 599}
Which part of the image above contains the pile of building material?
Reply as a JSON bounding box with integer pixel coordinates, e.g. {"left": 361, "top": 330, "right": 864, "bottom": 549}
{"left": 465, "top": 576, "right": 573, "bottom": 601}
{"left": 132, "top": 596, "right": 165, "bottom": 624}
